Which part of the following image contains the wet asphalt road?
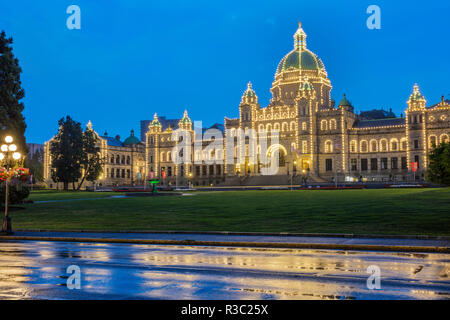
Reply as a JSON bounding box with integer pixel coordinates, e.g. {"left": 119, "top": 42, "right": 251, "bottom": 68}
{"left": 0, "top": 240, "right": 448, "bottom": 300}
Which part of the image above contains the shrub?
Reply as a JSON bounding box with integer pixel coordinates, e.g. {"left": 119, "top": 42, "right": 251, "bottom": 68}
{"left": 0, "top": 183, "right": 31, "bottom": 205}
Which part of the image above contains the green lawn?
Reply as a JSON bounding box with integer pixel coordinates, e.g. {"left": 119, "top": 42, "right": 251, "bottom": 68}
{"left": 9, "top": 188, "right": 450, "bottom": 236}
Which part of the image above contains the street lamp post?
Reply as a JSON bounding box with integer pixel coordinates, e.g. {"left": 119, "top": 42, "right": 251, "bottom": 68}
{"left": 1, "top": 135, "right": 22, "bottom": 234}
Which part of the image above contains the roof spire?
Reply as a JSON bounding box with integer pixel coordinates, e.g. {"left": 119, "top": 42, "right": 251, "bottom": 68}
{"left": 294, "top": 22, "right": 307, "bottom": 50}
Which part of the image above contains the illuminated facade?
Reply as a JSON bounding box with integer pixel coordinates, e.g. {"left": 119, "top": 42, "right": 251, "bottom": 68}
{"left": 44, "top": 24, "right": 450, "bottom": 187}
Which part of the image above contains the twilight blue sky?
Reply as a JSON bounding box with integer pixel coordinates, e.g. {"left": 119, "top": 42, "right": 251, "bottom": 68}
{"left": 1, "top": 0, "right": 449, "bottom": 143}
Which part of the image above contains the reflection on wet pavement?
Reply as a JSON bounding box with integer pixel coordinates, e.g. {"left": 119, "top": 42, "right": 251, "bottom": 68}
{"left": 0, "top": 241, "right": 448, "bottom": 300}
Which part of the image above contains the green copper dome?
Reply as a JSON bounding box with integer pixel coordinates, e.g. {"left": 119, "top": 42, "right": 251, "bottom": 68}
{"left": 408, "top": 84, "right": 426, "bottom": 102}
{"left": 150, "top": 113, "right": 161, "bottom": 127}
{"left": 243, "top": 82, "right": 256, "bottom": 98}
{"left": 339, "top": 93, "right": 352, "bottom": 107}
{"left": 123, "top": 129, "right": 140, "bottom": 145}
{"left": 276, "top": 24, "right": 325, "bottom": 75}
{"left": 179, "top": 110, "right": 192, "bottom": 125}
{"left": 276, "top": 49, "right": 324, "bottom": 74}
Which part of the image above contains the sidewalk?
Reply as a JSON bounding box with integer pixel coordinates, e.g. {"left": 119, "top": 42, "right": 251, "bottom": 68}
{"left": 5, "top": 231, "right": 449, "bottom": 252}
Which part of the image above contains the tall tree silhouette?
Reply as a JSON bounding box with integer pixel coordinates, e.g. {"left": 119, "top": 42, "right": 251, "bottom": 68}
{"left": 0, "top": 31, "right": 27, "bottom": 153}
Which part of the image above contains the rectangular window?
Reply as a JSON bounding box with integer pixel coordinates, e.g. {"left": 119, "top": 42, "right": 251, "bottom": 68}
{"left": 150, "top": 155, "right": 153, "bottom": 163}
{"left": 351, "top": 158, "right": 357, "bottom": 171}
{"left": 202, "top": 165, "right": 207, "bottom": 176}
{"left": 127, "top": 169, "right": 130, "bottom": 178}
{"left": 168, "top": 167, "right": 172, "bottom": 176}
{"left": 161, "top": 167, "right": 165, "bottom": 176}
{"left": 414, "top": 140, "right": 419, "bottom": 149}
{"left": 325, "top": 159, "right": 332, "bottom": 172}
{"left": 209, "top": 165, "right": 214, "bottom": 175}
{"left": 414, "top": 155, "right": 420, "bottom": 169}
{"left": 391, "top": 157, "right": 398, "bottom": 170}
{"left": 361, "top": 158, "right": 368, "bottom": 171}
{"left": 371, "top": 158, "right": 378, "bottom": 171}
{"left": 116, "top": 169, "right": 120, "bottom": 178}
{"left": 216, "top": 165, "right": 221, "bottom": 175}
{"left": 401, "top": 157, "right": 407, "bottom": 170}
{"left": 122, "top": 169, "right": 125, "bottom": 178}
{"left": 111, "top": 168, "right": 114, "bottom": 178}
{"left": 195, "top": 166, "right": 200, "bottom": 176}
{"left": 381, "top": 158, "right": 388, "bottom": 170}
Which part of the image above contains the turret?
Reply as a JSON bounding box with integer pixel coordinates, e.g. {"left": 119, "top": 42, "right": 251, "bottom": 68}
{"left": 338, "top": 93, "right": 354, "bottom": 112}
{"left": 149, "top": 113, "right": 162, "bottom": 133}
{"left": 178, "top": 110, "right": 192, "bottom": 131}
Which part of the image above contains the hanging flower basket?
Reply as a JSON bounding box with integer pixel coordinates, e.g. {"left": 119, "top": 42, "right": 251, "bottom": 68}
{"left": 0, "top": 168, "right": 10, "bottom": 182}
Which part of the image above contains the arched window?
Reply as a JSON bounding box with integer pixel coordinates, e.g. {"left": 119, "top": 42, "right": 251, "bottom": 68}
{"left": 282, "top": 122, "right": 288, "bottom": 132}
{"left": 274, "top": 123, "right": 280, "bottom": 131}
{"left": 302, "top": 141, "right": 308, "bottom": 154}
{"left": 390, "top": 139, "right": 398, "bottom": 151}
{"left": 370, "top": 139, "right": 378, "bottom": 152}
{"left": 266, "top": 124, "right": 272, "bottom": 132}
{"left": 350, "top": 140, "right": 357, "bottom": 153}
{"left": 330, "top": 119, "right": 337, "bottom": 130}
{"left": 429, "top": 135, "right": 437, "bottom": 148}
{"left": 440, "top": 134, "right": 449, "bottom": 143}
{"left": 325, "top": 140, "right": 333, "bottom": 153}
{"left": 302, "top": 122, "right": 307, "bottom": 131}
{"left": 167, "top": 151, "right": 172, "bottom": 162}
{"left": 290, "top": 121, "right": 296, "bottom": 131}
{"left": 126, "top": 156, "right": 130, "bottom": 164}
{"left": 230, "top": 128, "right": 236, "bottom": 137}
{"left": 116, "top": 155, "right": 120, "bottom": 163}
{"left": 380, "top": 139, "right": 388, "bottom": 152}
{"left": 160, "top": 152, "right": 165, "bottom": 162}
{"left": 111, "top": 154, "right": 114, "bottom": 164}
{"left": 121, "top": 155, "right": 125, "bottom": 164}
{"left": 258, "top": 124, "right": 264, "bottom": 132}
{"left": 321, "top": 120, "right": 328, "bottom": 131}
{"left": 360, "top": 140, "right": 368, "bottom": 153}
{"left": 400, "top": 138, "right": 407, "bottom": 151}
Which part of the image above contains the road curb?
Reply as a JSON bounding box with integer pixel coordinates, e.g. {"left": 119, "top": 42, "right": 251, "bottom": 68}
{"left": 1, "top": 236, "right": 448, "bottom": 253}
{"left": 14, "top": 230, "right": 450, "bottom": 240}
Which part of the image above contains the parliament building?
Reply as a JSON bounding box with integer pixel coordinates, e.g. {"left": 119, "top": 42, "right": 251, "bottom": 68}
{"left": 44, "top": 24, "right": 450, "bottom": 187}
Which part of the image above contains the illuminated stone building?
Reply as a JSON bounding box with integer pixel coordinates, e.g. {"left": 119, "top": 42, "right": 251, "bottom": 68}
{"left": 220, "top": 23, "right": 450, "bottom": 183}
{"left": 44, "top": 24, "right": 450, "bottom": 187}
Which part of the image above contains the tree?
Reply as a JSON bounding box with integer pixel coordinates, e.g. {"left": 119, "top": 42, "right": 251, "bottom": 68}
{"left": 77, "top": 127, "right": 103, "bottom": 189}
{"left": 49, "top": 116, "right": 84, "bottom": 190}
{"left": 24, "top": 148, "right": 44, "bottom": 183}
{"left": 0, "top": 30, "right": 27, "bottom": 153}
{"left": 426, "top": 141, "right": 450, "bottom": 186}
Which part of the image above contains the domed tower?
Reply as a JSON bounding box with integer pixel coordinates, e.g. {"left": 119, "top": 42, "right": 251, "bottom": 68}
{"left": 123, "top": 129, "right": 140, "bottom": 146}
{"left": 271, "top": 23, "right": 332, "bottom": 110}
{"left": 338, "top": 94, "right": 354, "bottom": 112}
{"left": 149, "top": 113, "right": 162, "bottom": 134}
{"left": 240, "top": 82, "right": 259, "bottom": 129}
{"left": 406, "top": 84, "right": 427, "bottom": 173}
{"left": 178, "top": 110, "right": 192, "bottom": 131}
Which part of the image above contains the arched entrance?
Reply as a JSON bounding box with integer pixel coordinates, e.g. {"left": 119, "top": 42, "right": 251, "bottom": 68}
{"left": 266, "top": 144, "right": 288, "bottom": 175}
